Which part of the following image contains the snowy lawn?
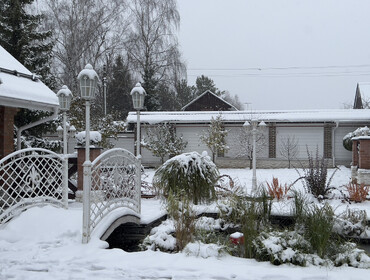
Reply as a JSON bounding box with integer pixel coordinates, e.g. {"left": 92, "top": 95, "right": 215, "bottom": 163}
{"left": 0, "top": 167, "right": 369, "bottom": 279}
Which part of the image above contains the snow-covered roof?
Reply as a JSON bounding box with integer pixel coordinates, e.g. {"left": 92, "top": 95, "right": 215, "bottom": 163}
{"left": 357, "top": 82, "right": 370, "bottom": 100}
{"left": 127, "top": 109, "right": 370, "bottom": 124}
{"left": 0, "top": 46, "right": 59, "bottom": 111}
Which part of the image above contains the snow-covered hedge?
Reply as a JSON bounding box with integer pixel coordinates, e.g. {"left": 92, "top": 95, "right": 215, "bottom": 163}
{"left": 343, "top": 126, "right": 370, "bottom": 151}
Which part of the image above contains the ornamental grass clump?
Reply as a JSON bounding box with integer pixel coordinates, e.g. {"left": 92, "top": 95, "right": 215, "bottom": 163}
{"left": 265, "top": 177, "right": 291, "bottom": 200}
{"left": 153, "top": 151, "right": 219, "bottom": 204}
{"left": 346, "top": 181, "right": 369, "bottom": 202}
{"left": 304, "top": 203, "right": 335, "bottom": 259}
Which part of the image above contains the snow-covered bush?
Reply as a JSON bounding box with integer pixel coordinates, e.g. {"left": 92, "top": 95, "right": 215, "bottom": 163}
{"left": 334, "top": 208, "right": 367, "bottom": 237}
{"left": 153, "top": 151, "right": 219, "bottom": 204}
{"left": 253, "top": 230, "right": 370, "bottom": 268}
{"left": 254, "top": 230, "right": 312, "bottom": 266}
{"left": 343, "top": 126, "right": 370, "bottom": 151}
{"left": 141, "top": 219, "right": 176, "bottom": 252}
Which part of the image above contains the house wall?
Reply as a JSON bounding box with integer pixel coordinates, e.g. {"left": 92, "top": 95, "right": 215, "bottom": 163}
{"left": 275, "top": 125, "right": 324, "bottom": 159}
{"left": 117, "top": 122, "right": 365, "bottom": 168}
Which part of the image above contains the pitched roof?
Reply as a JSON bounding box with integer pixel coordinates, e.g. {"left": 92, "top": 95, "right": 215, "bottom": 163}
{"left": 181, "top": 90, "right": 238, "bottom": 111}
{"left": 0, "top": 46, "right": 59, "bottom": 111}
{"left": 127, "top": 109, "right": 370, "bottom": 124}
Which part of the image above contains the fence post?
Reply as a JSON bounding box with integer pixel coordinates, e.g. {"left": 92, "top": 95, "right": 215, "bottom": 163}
{"left": 62, "top": 155, "right": 69, "bottom": 209}
{"left": 137, "top": 155, "right": 142, "bottom": 214}
{"left": 82, "top": 160, "right": 92, "bottom": 243}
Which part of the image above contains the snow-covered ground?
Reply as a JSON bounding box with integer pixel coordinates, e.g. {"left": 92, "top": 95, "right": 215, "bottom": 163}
{"left": 0, "top": 167, "right": 369, "bottom": 279}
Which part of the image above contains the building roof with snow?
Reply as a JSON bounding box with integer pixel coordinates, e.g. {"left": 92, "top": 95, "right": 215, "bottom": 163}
{"left": 181, "top": 90, "right": 238, "bottom": 111}
{"left": 127, "top": 109, "right": 370, "bottom": 125}
{"left": 0, "top": 46, "right": 59, "bottom": 111}
{"left": 354, "top": 82, "right": 370, "bottom": 109}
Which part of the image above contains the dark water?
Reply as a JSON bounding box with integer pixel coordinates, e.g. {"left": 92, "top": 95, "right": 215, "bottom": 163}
{"left": 359, "top": 244, "right": 370, "bottom": 254}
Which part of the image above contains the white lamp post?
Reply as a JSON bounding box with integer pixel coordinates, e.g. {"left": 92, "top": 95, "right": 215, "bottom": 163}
{"left": 57, "top": 85, "right": 72, "bottom": 155}
{"left": 243, "top": 119, "right": 266, "bottom": 192}
{"left": 77, "top": 64, "right": 99, "bottom": 244}
{"left": 130, "top": 83, "right": 146, "bottom": 157}
{"left": 130, "top": 83, "right": 146, "bottom": 212}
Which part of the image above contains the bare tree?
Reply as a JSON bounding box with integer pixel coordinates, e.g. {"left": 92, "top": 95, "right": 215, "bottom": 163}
{"left": 279, "top": 135, "right": 299, "bottom": 168}
{"left": 46, "top": 0, "right": 129, "bottom": 91}
{"left": 237, "top": 128, "right": 266, "bottom": 169}
{"left": 125, "top": 0, "right": 186, "bottom": 110}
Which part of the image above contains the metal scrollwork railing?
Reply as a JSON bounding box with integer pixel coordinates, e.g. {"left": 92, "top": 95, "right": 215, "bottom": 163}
{"left": 0, "top": 148, "right": 68, "bottom": 224}
{"left": 88, "top": 148, "right": 141, "bottom": 237}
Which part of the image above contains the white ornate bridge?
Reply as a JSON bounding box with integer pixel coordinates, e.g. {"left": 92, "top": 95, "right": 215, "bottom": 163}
{"left": 0, "top": 147, "right": 141, "bottom": 243}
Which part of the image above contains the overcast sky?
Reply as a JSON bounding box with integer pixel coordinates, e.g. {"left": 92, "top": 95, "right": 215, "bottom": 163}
{"left": 177, "top": 0, "right": 370, "bottom": 110}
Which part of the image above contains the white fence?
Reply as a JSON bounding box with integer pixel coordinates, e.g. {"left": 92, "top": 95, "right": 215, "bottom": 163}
{"left": 85, "top": 148, "right": 141, "bottom": 241}
{"left": 0, "top": 148, "right": 68, "bottom": 224}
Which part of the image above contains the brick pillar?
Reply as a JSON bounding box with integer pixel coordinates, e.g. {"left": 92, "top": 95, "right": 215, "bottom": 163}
{"left": 268, "top": 123, "right": 276, "bottom": 158}
{"left": 358, "top": 138, "right": 370, "bottom": 169}
{"left": 0, "top": 106, "right": 18, "bottom": 159}
{"left": 357, "top": 138, "right": 370, "bottom": 185}
{"left": 76, "top": 147, "right": 102, "bottom": 191}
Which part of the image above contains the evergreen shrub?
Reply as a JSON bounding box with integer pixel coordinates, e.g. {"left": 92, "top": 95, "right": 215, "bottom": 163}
{"left": 153, "top": 151, "right": 219, "bottom": 204}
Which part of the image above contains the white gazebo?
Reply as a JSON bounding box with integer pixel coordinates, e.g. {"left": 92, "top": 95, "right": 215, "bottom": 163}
{"left": 0, "top": 46, "right": 59, "bottom": 157}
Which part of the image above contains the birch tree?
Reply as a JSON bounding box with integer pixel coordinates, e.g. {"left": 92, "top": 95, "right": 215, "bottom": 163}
{"left": 125, "top": 0, "right": 186, "bottom": 111}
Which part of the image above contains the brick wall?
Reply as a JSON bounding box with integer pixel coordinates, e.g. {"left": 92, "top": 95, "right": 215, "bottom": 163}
{"left": 323, "top": 125, "right": 332, "bottom": 158}
{"left": 77, "top": 147, "right": 102, "bottom": 190}
{"left": 359, "top": 139, "right": 370, "bottom": 169}
{"left": 268, "top": 123, "right": 276, "bottom": 158}
{"left": 0, "top": 106, "right": 18, "bottom": 158}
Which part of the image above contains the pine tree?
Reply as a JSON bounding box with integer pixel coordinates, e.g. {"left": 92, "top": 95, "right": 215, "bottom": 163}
{"left": 107, "top": 55, "right": 134, "bottom": 119}
{"left": 176, "top": 79, "right": 194, "bottom": 108}
{"left": 0, "top": 0, "right": 56, "bottom": 88}
{"left": 0, "top": 0, "right": 57, "bottom": 147}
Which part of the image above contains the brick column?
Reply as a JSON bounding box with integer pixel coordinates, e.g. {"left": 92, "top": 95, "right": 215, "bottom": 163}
{"left": 358, "top": 138, "right": 370, "bottom": 169}
{"left": 357, "top": 138, "right": 370, "bottom": 185}
{"left": 0, "top": 106, "right": 18, "bottom": 159}
{"left": 76, "top": 147, "right": 102, "bottom": 191}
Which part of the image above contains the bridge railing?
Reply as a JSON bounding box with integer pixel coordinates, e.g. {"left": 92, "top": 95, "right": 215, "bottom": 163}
{"left": 85, "top": 148, "right": 141, "bottom": 241}
{"left": 0, "top": 148, "right": 68, "bottom": 224}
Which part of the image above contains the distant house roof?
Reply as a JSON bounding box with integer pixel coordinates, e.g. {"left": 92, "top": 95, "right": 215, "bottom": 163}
{"left": 127, "top": 109, "right": 370, "bottom": 125}
{"left": 354, "top": 82, "right": 369, "bottom": 109}
{"left": 181, "top": 90, "right": 238, "bottom": 111}
{"left": 0, "top": 46, "right": 59, "bottom": 111}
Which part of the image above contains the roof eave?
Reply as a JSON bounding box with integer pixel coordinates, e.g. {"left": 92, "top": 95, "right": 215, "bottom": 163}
{"left": 0, "top": 96, "right": 59, "bottom": 112}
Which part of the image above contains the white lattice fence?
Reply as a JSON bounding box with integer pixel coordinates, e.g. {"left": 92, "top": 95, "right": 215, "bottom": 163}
{"left": 0, "top": 148, "right": 68, "bottom": 224}
{"left": 87, "top": 148, "right": 141, "bottom": 240}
